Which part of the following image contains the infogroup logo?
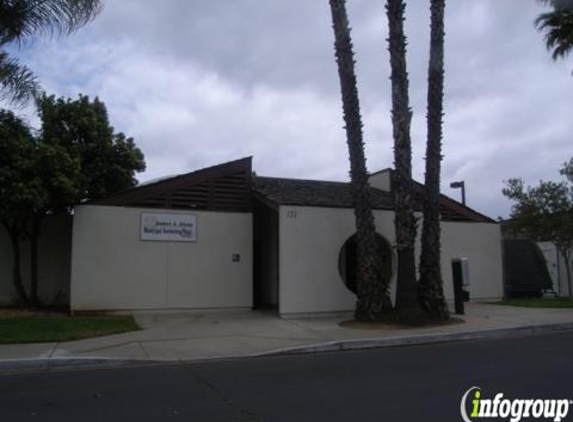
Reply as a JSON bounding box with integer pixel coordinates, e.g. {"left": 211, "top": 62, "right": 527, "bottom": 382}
{"left": 460, "top": 387, "right": 572, "bottom": 422}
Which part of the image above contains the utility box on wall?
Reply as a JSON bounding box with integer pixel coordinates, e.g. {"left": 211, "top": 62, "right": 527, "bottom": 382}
{"left": 452, "top": 257, "right": 470, "bottom": 314}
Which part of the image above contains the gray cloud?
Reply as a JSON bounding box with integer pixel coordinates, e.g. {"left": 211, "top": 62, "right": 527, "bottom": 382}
{"left": 11, "top": 0, "right": 573, "bottom": 218}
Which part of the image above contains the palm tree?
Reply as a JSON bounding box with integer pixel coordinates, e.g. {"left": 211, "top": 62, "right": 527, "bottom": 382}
{"left": 0, "top": 51, "right": 38, "bottom": 104}
{"left": 418, "top": 0, "right": 449, "bottom": 320}
{"left": 0, "top": 0, "right": 102, "bottom": 104}
{"left": 386, "top": 0, "right": 419, "bottom": 312}
{"left": 536, "top": 0, "right": 573, "bottom": 61}
{"left": 328, "top": 0, "right": 392, "bottom": 321}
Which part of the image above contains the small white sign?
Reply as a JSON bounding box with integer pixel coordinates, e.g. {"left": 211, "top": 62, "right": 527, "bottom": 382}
{"left": 140, "top": 212, "right": 197, "bottom": 242}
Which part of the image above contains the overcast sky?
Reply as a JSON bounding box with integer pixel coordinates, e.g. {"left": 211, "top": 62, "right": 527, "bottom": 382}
{"left": 12, "top": 0, "right": 573, "bottom": 218}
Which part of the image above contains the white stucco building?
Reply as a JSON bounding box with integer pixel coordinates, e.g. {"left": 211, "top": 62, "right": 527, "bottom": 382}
{"left": 252, "top": 167, "right": 503, "bottom": 317}
{"left": 0, "top": 157, "right": 504, "bottom": 316}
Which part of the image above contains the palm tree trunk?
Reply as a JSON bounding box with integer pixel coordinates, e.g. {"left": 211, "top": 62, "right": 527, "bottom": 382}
{"left": 418, "top": 0, "right": 449, "bottom": 320}
{"left": 386, "top": 0, "right": 418, "bottom": 311}
{"left": 329, "top": 0, "right": 392, "bottom": 320}
{"left": 3, "top": 222, "right": 29, "bottom": 305}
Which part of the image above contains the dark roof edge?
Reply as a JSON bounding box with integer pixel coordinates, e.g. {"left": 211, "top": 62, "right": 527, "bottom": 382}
{"left": 255, "top": 172, "right": 496, "bottom": 223}
{"left": 254, "top": 175, "right": 348, "bottom": 185}
{"left": 379, "top": 168, "right": 497, "bottom": 224}
{"left": 252, "top": 175, "right": 395, "bottom": 210}
{"left": 88, "top": 156, "right": 253, "bottom": 206}
{"left": 438, "top": 188, "right": 497, "bottom": 224}
{"left": 439, "top": 197, "right": 498, "bottom": 224}
{"left": 251, "top": 194, "right": 395, "bottom": 211}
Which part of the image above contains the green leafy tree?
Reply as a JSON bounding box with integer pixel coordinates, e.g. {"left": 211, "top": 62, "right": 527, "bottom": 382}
{"left": 37, "top": 94, "right": 146, "bottom": 201}
{"left": 502, "top": 159, "right": 573, "bottom": 297}
{"left": 0, "top": 94, "right": 144, "bottom": 306}
{"left": 25, "top": 94, "right": 145, "bottom": 305}
{"left": 328, "top": 0, "right": 392, "bottom": 321}
{"left": 386, "top": 0, "right": 420, "bottom": 313}
{"left": 0, "top": 0, "right": 102, "bottom": 103}
{"left": 0, "top": 110, "right": 45, "bottom": 304}
{"left": 28, "top": 142, "right": 79, "bottom": 306}
{"left": 536, "top": 0, "right": 573, "bottom": 63}
{"left": 418, "top": 0, "right": 449, "bottom": 320}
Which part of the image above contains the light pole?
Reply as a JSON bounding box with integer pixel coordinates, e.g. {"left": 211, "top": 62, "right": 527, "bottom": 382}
{"left": 450, "top": 181, "right": 466, "bottom": 205}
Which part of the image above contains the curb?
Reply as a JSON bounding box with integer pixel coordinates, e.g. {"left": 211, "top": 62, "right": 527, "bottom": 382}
{"left": 2, "top": 322, "right": 573, "bottom": 373}
{"left": 256, "top": 322, "right": 573, "bottom": 357}
{"left": 0, "top": 358, "right": 161, "bottom": 376}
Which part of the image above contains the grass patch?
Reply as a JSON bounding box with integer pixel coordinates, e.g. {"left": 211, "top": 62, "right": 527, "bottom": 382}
{"left": 491, "top": 297, "right": 573, "bottom": 309}
{"left": 0, "top": 309, "right": 140, "bottom": 344}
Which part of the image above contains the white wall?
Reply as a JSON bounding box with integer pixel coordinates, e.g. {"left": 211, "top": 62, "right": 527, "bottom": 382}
{"left": 278, "top": 206, "right": 397, "bottom": 316}
{"left": 0, "top": 215, "right": 72, "bottom": 305}
{"left": 277, "top": 205, "right": 503, "bottom": 317}
{"left": 537, "top": 242, "right": 572, "bottom": 296}
{"left": 440, "top": 222, "right": 504, "bottom": 301}
{"left": 71, "top": 205, "right": 252, "bottom": 311}
{"left": 368, "top": 171, "right": 392, "bottom": 191}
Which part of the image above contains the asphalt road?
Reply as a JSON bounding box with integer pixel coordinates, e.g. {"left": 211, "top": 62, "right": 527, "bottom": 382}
{"left": 2, "top": 331, "right": 573, "bottom": 422}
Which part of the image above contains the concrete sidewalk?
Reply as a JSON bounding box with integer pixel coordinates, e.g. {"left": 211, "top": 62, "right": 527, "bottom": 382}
{"left": 1, "top": 303, "right": 573, "bottom": 366}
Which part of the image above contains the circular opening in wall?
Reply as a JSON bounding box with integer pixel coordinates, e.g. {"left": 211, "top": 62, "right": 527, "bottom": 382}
{"left": 338, "top": 233, "right": 393, "bottom": 295}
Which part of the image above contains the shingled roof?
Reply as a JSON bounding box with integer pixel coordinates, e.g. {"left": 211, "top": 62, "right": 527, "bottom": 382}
{"left": 88, "top": 156, "right": 495, "bottom": 223}
{"left": 375, "top": 168, "right": 497, "bottom": 223}
{"left": 252, "top": 176, "right": 395, "bottom": 210}
{"left": 90, "top": 157, "right": 253, "bottom": 212}
{"left": 253, "top": 174, "right": 496, "bottom": 223}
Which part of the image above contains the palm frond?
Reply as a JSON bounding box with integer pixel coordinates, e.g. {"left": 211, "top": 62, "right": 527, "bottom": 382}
{"left": 0, "top": 50, "right": 40, "bottom": 104}
{"left": 0, "top": 0, "right": 103, "bottom": 45}
{"left": 538, "top": 0, "right": 573, "bottom": 10}
{"left": 536, "top": 9, "right": 573, "bottom": 60}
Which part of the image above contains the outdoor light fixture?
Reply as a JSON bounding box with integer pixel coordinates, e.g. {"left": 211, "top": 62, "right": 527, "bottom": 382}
{"left": 450, "top": 181, "right": 466, "bottom": 205}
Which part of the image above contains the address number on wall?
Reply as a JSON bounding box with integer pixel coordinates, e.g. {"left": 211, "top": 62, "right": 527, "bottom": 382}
{"left": 286, "top": 210, "right": 298, "bottom": 219}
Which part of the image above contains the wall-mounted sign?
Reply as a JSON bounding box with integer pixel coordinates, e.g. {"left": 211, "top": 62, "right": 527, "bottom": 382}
{"left": 140, "top": 212, "right": 197, "bottom": 242}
